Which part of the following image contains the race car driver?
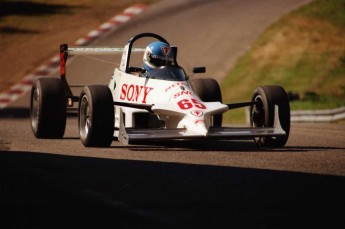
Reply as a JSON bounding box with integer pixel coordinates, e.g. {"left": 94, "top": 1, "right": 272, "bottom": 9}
{"left": 143, "top": 41, "right": 175, "bottom": 71}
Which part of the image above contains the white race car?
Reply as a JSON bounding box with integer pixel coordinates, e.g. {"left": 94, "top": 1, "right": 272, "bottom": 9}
{"left": 30, "top": 33, "right": 290, "bottom": 147}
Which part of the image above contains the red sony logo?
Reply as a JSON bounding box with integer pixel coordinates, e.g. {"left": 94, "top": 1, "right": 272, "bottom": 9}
{"left": 119, "top": 83, "right": 153, "bottom": 103}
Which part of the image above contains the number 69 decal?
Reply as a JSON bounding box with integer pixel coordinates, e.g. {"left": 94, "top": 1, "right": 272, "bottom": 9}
{"left": 177, "top": 98, "right": 206, "bottom": 110}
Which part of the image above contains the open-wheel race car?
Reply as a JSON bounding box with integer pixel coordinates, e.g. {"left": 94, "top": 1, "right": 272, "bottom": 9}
{"left": 30, "top": 33, "right": 290, "bottom": 147}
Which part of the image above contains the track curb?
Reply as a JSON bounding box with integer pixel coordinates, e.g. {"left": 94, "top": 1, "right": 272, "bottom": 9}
{"left": 0, "top": 4, "right": 147, "bottom": 109}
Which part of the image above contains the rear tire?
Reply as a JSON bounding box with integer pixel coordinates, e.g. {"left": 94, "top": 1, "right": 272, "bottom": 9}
{"left": 79, "top": 85, "right": 114, "bottom": 147}
{"left": 30, "top": 78, "right": 66, "bottom": 138}
{"left": 250, "top": 85, "right": 290, "bottom": 147}
{"left": 189, "top": 78, "right": 223, "bottom": 127}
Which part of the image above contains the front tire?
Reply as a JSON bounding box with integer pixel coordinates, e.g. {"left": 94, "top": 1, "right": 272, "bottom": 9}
{"left": 30, "top": 78, "right": 66, "bottom": 138}
{"left": 250, "top": 85, "right": 290, "bottom": 147}
{"left": 189, "top": 78, "right": 223, "bottom": 127}
{"left": 79, "top": 85, "right": 114, "bottom": 147}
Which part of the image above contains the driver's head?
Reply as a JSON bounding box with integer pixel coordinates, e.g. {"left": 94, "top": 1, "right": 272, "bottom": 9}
{"left": 143, "top": 41, "right": 174, "bottom": 71}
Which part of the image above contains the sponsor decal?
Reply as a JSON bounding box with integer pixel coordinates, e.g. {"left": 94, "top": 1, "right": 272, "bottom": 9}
{"left": 173, "top": 91, "right": 192, "bottom": 99}
{"left": 165, "top": 82, "right": 187, "bottom": 92}
{"left": 161, "top": 45, "right": 171, "bottom": 57}
{"left": 190, "top": 110, "right": 203, "bottom": 117}
{"left": 119, "top": 83, "right": 153, "bottom": 103}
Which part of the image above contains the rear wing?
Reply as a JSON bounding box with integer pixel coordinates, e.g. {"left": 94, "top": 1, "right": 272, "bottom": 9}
{"left": 59, "top": 44, "right": 145, "bottom": 78}
{"left": 59, "top": 44, "right": 145, "bottom": 107}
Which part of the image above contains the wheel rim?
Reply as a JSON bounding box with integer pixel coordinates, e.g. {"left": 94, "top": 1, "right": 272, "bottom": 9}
{"left": 31, "top": 87, "right": 40, "bottom": 130}
{"left": 252, "top": 95, "right": 265, "bottom": 127}
{"left": 251, "top": 95, "right": 266, "bottom": 145}
{"left": 80, "top": 95, "right": 90, "bottom": 139}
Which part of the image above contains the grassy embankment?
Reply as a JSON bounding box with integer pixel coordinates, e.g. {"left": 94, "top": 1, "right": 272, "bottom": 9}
{"left": 221, "top": 0, "right": 345, "bottom": 124}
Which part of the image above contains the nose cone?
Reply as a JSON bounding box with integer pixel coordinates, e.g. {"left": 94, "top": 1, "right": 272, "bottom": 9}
{"left": 193, "top": 120, "right": 208, "bottom": 136}
{"left": 178, "top": 113, "right": 208, "bottom": 136}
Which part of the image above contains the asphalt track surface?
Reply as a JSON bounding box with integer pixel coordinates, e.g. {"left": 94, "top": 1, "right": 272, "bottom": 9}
{"left": 1, "top": 0, "right": 345, "bottom": 228}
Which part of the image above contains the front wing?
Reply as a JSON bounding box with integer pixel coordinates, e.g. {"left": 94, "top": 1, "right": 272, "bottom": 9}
{"left": 119, "top": 126, "right": 285, "bottom": 145}
{"left": 118, "top": 106, "right": 286, "bottom": 145}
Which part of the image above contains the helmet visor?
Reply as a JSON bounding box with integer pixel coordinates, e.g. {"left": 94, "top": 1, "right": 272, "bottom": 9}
{"left": 146, "top": 51, "right": 174, "bottom": 68}
{"left": 150, "top": 57, "right": 173, "bottom": 67}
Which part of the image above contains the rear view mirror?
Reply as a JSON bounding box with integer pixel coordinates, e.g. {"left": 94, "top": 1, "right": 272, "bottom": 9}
{"left": 192, "top": 67, "right": 206, "bottom": 74}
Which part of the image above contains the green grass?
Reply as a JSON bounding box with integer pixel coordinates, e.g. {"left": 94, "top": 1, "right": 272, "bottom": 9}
{"left": 221, "top": 0, "right": 345, "bottom": 124}
{"left": 290, "top": 94, "right": 345, "bottom": 110}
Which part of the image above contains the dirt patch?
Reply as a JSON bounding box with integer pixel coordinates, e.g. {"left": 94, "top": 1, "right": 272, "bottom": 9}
{"left": 0, "top": 0, "right": 156, "bottom": 93}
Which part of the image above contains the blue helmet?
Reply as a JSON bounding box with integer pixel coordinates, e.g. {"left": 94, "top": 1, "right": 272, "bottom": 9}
{"left": 143, "top": 41, "right": 174, "bottom": 71}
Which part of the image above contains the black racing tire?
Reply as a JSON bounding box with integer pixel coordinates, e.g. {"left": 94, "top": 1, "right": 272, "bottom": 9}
{"left": 189, "top": 78, "right": 223, "bottom": 127}
{"left": 30, "top": 78, "right": 66, "bottom": 139}
{"left": 250, "top": 85, "right": 290, "bottom": 147}
{"left": 79, "top": 85, "right": 114, "bottom": 147}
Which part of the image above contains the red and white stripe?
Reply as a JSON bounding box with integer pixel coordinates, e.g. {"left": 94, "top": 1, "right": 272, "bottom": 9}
{"left": 0, "top": 4, "right": 147, "bottom": 109}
